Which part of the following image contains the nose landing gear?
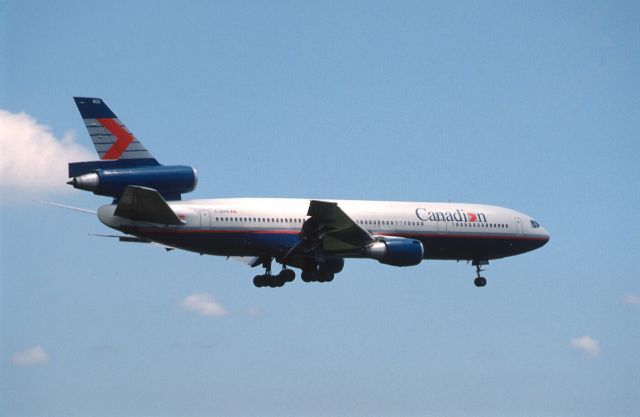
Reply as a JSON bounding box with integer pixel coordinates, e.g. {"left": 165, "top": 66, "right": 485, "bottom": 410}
{"left": 472, "top": 260, "right": 488, "bottom": 287}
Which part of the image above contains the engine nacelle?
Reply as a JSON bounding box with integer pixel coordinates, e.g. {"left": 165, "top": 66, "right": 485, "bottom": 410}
{"left": 364, "top": 238, "right": 424, "bottom": 267}
{"left": 69, "top": 165, "right": 197, "bottom": 200}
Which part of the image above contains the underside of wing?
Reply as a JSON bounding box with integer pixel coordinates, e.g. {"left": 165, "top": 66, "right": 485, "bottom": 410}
{"left": 300, "top": 200, "right": 375, "bottom": 254}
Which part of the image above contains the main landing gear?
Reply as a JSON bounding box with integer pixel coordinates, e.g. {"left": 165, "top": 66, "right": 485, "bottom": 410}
{"left": 472, "top": 260, "right": 488, "bottom": 288}
{"left": 300, "top": 268, "right": 334, "bottom": 283}
{"left": 300, "top": 258, "right": 342, "bottom": 283}
{"left": 253, "top": 258, "right": 295, "bottom": 288}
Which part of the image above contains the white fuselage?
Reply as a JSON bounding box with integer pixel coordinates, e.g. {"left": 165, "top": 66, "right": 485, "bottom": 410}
{"left": 98, "top": 198, "right": 549, "bottom": 261}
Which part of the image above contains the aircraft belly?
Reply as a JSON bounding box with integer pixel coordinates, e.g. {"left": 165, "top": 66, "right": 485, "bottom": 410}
{"left": 418, "top": 235, "right": 547, "bottom": 260}
{"left": 135, "top": 229, "right": 300, "bottom": 257}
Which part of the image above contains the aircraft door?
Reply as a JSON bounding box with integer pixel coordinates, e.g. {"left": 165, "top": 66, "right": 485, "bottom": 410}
{"left": 514, "top": 217, "right": 523, "bottom": 236}
{"left": 200, "top": 210, "right": 211, "bottom": 227}
{"left": 437, "top": 220, "right": 447, "bottom": 233}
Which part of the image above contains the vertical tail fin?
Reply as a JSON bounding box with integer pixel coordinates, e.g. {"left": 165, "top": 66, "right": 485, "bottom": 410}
{"left": 73, "top": 97, "right": 156, "bottom": 162}
{"left": 69, "top": 96, "right": 196, "bottom": 200}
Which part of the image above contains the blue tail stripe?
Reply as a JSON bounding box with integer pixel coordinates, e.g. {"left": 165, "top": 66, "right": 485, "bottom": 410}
{"left": 73, "top": 97, "right": 117, "bottom": 119}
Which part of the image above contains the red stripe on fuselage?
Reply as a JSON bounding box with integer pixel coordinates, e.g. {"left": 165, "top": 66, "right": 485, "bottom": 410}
{"left": 97, "top": 118, "right": 134, "bottom": 160}
{"left": 377, "top": 232, "right": 548, "bottom": 241}
{"left": 135, "top": 228, "right": 547, "bottom": 241}
{"left": 139, "top": 228, "right": 300, "bottom": 235}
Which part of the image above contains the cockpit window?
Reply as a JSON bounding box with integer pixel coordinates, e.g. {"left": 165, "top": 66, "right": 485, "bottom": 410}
{"left": 530, "top": 220, "right": 540, "bottom": 228}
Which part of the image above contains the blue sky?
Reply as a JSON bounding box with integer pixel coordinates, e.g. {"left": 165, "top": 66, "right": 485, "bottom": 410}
{"left": 1, "top": 1, "right": 639, "bottom": 416}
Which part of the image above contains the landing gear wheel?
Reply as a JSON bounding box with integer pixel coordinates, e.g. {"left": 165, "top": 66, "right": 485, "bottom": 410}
{"left": 301, "top": 270, "right": 313, "bottom": 282}
{"left": 253, "top": 275, "right": 266, "bottom": 288}
{"left": 474, "top": 277, "right": 487, "bottom": 287}
{"left": 269, "top": 278, "right": 284, "bottom": 288}
{"left": 281, "top": 269, "right": 295, "bottom": 282}
{"left": 472, "top": 260, "right": 488, "bottom": 288}
{"left": 319, "top": 272, "right": 334, "bottom": 282}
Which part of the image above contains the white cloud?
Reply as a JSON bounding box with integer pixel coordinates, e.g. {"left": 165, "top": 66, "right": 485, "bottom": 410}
{"left": 181, "top": 293, "right": 228, "bottom": 317}
{"left": 10, "top": 346, "right": 51, "bottom": 366}
{"left": 0, "top": 109, "right": 93, "bottom": 196}
{"left": 570, "top": 336, "right": 601, "bottom": 358}
{"left": 623, "top": 293, "right": 640, "bottom": 306}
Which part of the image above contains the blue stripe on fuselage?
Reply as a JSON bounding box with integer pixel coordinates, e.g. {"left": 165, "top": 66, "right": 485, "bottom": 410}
{"left": 131, "top": 227, "right": 548, "bottom": 261}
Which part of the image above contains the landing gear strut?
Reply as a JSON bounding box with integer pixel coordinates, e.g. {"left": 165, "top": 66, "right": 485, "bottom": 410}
{"left": 253, "top": 258, "right": 295, "bottom": 288}
{"left": 472, "top": 260, "right": 488, "bottom": 288}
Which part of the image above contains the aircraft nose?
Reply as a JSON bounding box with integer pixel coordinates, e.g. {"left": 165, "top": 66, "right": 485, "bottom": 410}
{"left": 540, "top": 227, "right": 551, "bottom": 245}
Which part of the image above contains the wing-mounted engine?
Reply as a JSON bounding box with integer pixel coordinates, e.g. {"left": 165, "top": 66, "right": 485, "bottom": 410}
{"left": 364, "top": 237, "right": 424, "bottom": 266}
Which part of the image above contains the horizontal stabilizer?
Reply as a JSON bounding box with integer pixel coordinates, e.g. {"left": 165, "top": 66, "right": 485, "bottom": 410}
{"left": 89, "top": 233, "right": 175, "bottom": 250}
{"left": 114, "top": 186, "right": 185, "bottom": 225}
{"left": 40, "top": 200, "right": 97, "bottom": 215}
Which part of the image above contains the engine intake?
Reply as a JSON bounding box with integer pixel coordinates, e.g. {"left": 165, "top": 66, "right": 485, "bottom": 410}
{"left": 68, "top": 165, "right": 197, "bottom": 200}
{"left": 364, "top": 238, "right": 424, "bottom": 267}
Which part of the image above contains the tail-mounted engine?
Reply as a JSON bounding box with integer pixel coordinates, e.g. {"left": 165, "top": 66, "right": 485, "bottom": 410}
{"left": 68, "top": 161, "right": 197, "bottom": 201}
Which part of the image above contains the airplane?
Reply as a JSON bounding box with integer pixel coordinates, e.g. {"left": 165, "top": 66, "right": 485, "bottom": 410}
{"left": 64, "top": 97, "right": 550, "bottom": 288}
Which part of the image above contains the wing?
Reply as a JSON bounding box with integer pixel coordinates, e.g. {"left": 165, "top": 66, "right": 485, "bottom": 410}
{"left": 114, "top": 185, "right": 185, "bottom": 225}
{"left": 298, "top": 200, "right": 375, "bottom": 254}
